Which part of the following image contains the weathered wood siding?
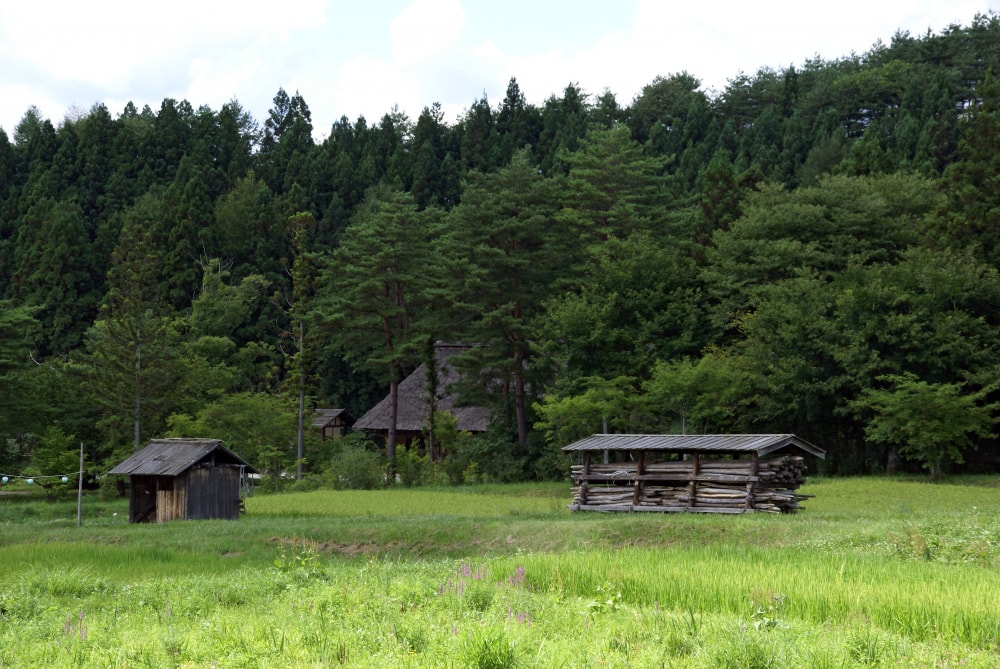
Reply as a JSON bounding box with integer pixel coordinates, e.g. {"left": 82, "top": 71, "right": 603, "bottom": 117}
{"left": 128, "top": 468, "right": 241, "bottom": 522}
{"left": 184, "top": 466, "right": 241, "bottom": 520}
{"left": 156, "top": 476, "right": 184, "bottom": 523}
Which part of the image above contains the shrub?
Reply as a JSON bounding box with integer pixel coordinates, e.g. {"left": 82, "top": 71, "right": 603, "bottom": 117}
{"left": 442, "top": 429, "right": 529, "bottom": 484}
{"left": 323, "top": 434, "right": 385, "bottom": 490}
{"left": 531, "top": 438, "right": 572, "bottom": 481}
{"left": 98, "top": 474, "right": 127, "bottom": 500}
{"left": 396, "top": 448, "right": 430, "bottom": 487}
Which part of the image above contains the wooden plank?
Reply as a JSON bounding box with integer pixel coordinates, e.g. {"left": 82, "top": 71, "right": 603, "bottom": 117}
{"left": 571, "top": 504, "right": 635, "bottom": 512}
{"left": 686, "top": 507, "right": 753, "bottom": 514}
{"left": 632, "top": 505, "right": 690, "bottom": 512}
{"left": 569, "top": 451, "right": 813, "bottom": 514}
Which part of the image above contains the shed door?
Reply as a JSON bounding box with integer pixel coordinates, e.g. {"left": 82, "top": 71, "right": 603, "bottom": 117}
{"left": 130, "top": 476, "right": 157, "bottom": 523}
{"left": 156, "top": 477, "right": 180, "bottom": 523}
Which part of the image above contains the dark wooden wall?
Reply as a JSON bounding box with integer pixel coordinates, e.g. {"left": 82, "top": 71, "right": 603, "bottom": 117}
{"left": 127, "top": 466, "right": 242, "bottom": 522}
{"left": 184, "top": 466, "right": 241, "bottom": 520}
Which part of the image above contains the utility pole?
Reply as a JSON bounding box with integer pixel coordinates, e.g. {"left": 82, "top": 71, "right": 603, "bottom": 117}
{"left": 77, "top": 442, "right": 84, "bottom": 527}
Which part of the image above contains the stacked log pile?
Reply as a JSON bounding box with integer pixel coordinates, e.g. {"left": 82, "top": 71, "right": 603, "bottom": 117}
{"left": 569, "top": 455, "right": 812, "bottom": 513}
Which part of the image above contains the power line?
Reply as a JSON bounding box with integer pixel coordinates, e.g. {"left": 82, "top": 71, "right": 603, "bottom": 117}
{"left": 1, "top": 472, "right": 78, "bottom": 484}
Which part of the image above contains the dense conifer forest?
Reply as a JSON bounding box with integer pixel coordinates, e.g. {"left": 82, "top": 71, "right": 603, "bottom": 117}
{"left": 3, "top": 13, "right": 1000, "bottom": 484}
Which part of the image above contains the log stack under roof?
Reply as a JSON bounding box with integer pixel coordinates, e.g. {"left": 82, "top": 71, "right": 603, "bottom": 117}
{"left": 562, "top": 434, "right": 823, "bottom": 514}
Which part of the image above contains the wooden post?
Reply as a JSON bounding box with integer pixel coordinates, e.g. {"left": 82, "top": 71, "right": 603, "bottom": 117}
{"left": 632, "top": 451, "right": 645, "bottom": 507}
{"left": 581, "top": 452, "right": 591, "bottom": 505}
{"left": 687, "top": 453, "right": 700, "bottom": 509}
{"left": 745, "top": 452, "right": 759, "bottom": 512}
{"left": 76, "top": 442, "right": 84, "bottom": 527}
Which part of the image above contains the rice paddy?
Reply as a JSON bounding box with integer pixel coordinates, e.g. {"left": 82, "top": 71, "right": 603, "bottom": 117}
{"left": 1, "top": 477, "right": 998, "bottom": 667}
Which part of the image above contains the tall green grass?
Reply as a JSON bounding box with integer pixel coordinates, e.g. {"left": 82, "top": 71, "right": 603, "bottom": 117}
{"left": 1, "top": 477, "right": 998, "bottom": 667}
{"left": 245, "top": 485, "right": 569, "bottom": 517}
{"left": 515, "top": 544, "right": 1000, "bottom": 648}
{"left": 2, "top": 549, "right": 997, "bottom": 667}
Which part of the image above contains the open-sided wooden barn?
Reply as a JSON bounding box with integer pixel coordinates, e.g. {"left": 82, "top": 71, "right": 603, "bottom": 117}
{"left": 563, "top": 434, "right": 825, "bottom": 514}
{"left": 354, "top": 343, "right": 490, "bottom": 449}
{"left": 109, "top": 438, "right": 257, "bottom": 523}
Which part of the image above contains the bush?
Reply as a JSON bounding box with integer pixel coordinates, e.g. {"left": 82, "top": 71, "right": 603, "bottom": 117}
{"left": 98, "top": 475, "right": 127, "bottom": 500}
{"left": 396, "top": 448, "right": 430, "bottom": 487}
{"left": 531, "top": 438, "right": 572, "bottom": 481}
{"left": 323, "top": 434, "right": 385, "bottom": 490}
{"left": 283, "top": 474, "right": 324, "bottom": 493}
{"left": 439, "top": 429, "right": 528, "bottom": 485}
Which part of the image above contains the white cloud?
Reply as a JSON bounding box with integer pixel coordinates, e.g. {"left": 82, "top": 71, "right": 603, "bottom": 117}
{"left": 0, "top": 0, "right": 996, "bottom": 137}
{"left": 0, "top": 0, "right": 326, "bottom": 130}
{"left": 390, "top": 0, "right": 466, "bottom": 62}
{"left": 337, "top": 53, "right": 417, "bottom": 121}
{"left": 328, "top": 0, "right": 485, "bottom": 125}
{"left": 292, "top": 0, "right": 1000, "bottom": 134}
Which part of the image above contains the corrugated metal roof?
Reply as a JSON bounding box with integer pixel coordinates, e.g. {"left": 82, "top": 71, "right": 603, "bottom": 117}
{"left": 561, "top": 434, "right": 825, "bottom": 459}
{"left": 108, "top": 438, "right": 258, "bottom": 476}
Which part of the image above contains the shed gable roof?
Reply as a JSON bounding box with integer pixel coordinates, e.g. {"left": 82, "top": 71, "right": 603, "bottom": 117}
{"left": 354, "top": 343, "right": 490, "bottom": 433}
{"left": 312, "top": 408, "right": 353, "bottom": 429}
{"left": 561, "top": 434, "right": 825, "bottom": 459}
{"left": 108, "top": 438, "right": 258, "bottom": 476}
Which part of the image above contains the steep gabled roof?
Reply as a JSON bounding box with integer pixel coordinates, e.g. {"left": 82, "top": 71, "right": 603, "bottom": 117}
{"left": 109, "top": 438, "right": 258, "bottom": 476}
{"left": 354, "top": 343, "right": 490, "bottom": 433}
{"left": 562, "top": 434, "right": 825, "bottom": 459}
{"left": 311, "top": 408, "right": 353, "bottom": 429}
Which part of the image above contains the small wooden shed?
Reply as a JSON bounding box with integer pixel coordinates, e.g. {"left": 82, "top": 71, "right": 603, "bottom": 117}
{"left": 563, "top": 434, "right": 825, "bottom": 514}
{"left": 312, "top": 408, "right": 354, "bottom": 440}
{"left": 109, "top": 438, "right": 257, "bottom": 523}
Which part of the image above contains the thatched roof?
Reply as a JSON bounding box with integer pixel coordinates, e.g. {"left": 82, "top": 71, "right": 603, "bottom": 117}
{"left": 354, "top": 343, "right": 490, "bottom": 433}
{"left": 109, "top": 438, "right": 258, "bottom": 476}
{"left": 562, "top": 434, "right": 825, "bottom": 459}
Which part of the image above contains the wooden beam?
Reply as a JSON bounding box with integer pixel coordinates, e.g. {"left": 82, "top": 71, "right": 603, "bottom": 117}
{"left": 633, "top": 451, "right": 645, "bottom": 505}
{"left": 687, "top": 452, "right": 700, "bottom": 509}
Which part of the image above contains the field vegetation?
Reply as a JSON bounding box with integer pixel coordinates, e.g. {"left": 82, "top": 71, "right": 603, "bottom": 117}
{"left": 1, "top": 477, "right": 999, "bottom": 667}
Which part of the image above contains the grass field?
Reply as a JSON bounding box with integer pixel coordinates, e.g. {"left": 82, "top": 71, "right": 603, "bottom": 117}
{"left": 1, "top": 477, "right": 998, "bottom": 667}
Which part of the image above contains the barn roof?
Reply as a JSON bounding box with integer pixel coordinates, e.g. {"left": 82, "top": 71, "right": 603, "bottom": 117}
{"left": 561, "top": 434, "right": 825, "bottom": 459}
{"left": 108, "top": 438, "right": 258, "bottom": 476}
{"left": 354, "top": 343, "right": 490, "bottom": 433}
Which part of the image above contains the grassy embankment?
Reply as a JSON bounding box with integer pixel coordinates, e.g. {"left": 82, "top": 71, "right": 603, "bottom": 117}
{"left": 1, "top": 477, "right": 998, "bottom": 667}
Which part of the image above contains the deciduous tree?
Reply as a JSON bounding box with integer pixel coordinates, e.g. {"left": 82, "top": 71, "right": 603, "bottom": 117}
{"left": 854, "top": 374, "right": 997, "bottom": 479}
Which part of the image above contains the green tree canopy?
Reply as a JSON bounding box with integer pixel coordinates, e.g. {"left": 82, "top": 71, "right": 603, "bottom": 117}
{"left": 854, "top": 373, "right": 997, "bottom": 479}
{"left": 317, "top": 186, "right": 441, "bottom": 467}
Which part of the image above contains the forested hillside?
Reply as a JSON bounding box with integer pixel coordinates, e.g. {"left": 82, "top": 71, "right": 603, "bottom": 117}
{"left": 2, "top": 13, "right": 1000, "bottom": 483}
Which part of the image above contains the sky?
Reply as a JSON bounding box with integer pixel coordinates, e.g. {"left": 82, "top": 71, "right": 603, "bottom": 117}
{"left": 1, "top": 0, "right": 998, "bottom": 140}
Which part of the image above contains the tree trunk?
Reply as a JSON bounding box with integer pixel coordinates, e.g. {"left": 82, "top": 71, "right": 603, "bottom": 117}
{"left": 296, "top": 385, "right": 305, "bottom": 480}
{"left": 513, "top": 348, "right": 528, "bottom": 449}
{"left": 931, "top": 447, "right": 943, "bottom": 482}
{"left": 133, "top": 329, "right": 141, "bottom": 451}
{"left": 885, "top": 443, "right": 899, "bottom": 475}
{"left": 425, "top": 341, "right": 439, "bottom": 462}
{"left": 387, "top": 365, "right": 399, "bottom": 481}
